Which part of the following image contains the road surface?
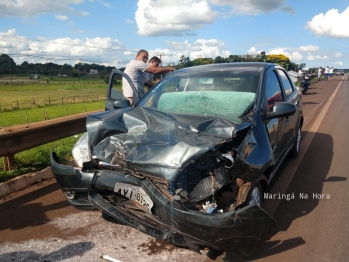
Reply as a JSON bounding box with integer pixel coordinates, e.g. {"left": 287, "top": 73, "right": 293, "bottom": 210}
{"left": 1, "top": 75, "right": 348, "bottom": 262}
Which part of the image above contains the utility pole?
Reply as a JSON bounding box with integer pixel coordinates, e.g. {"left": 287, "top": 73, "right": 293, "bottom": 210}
{"left": 261, "top": 51, "right": 266, "bottom": 62}
{"left": 157, "top": 53, "right": 166, "bottom": 66}
{"left": 10, "top": 65, "right": 12, "bottom": 84}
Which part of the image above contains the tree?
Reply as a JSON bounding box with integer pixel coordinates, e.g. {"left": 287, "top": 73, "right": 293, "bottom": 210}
{"left": 192, "top": 58, "right": 214, "bottom": 66}
{"left": 214, "top": 56, "right": 224, "bottom": 63}
{"left": 266, "top": 54, "right": 290, "bottom": 69}
{"left": 0, "top": 54, "right": 16, "bottom": 74}
{"left": 178, "top": 55, "right": 192, "bottom": 69}
{"left": 225, "top": 55, "right": 243, "bottom": 63}
{"left": 299, "top": 63, "right": 306, "bottom": 70}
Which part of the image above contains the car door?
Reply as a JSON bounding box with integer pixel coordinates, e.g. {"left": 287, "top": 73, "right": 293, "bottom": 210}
{"left": 105, "top": 69, "right": 140, "bottom": 110}
{"left": 275, "top": 68, "right": 300, "bottom": 150}
{"left": 264, "top": 66, "right": 288, "bottom": 163}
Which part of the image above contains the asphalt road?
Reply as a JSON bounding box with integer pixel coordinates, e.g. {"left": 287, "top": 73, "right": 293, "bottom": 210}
{"left": 1, "top": 75, "right": 348, "bottom": 262}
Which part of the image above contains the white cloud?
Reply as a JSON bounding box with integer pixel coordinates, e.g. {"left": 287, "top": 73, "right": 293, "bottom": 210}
{"left": 0, "top": 28, "right": 17, "bottom": 36}
{"left": 135, "top": 0, "right": 294, "bottom": 37}
{"left": 247, "top": 47, "right": 258, "bottom": 54}
{"left": 165, "top": 39, "right": 230, "bottom": 61}
{"left": 334, "top": 61, "right": 343, "bottom": 66}
{"left": 334, "top": 52, "right": 343, "bottom": 58}
{"left": 80, "top": 11, "right": 89, "bottom": 16}
{"left": 247, "top": 47, "right": 266, "bottom": 55}
{"left": 135, "top": 0, "right": 218, "bottom": 36}
{"left": 289, "top": 52, "right": 303, "bottom": 61}
{"left": 0, "top": 0, "right": 86, "bottom": 17}
{"left": 0, "top": 29, "right": 126, "bottom": 66}
{"left": 1, "top": 29, "right": 234, "bottom": 66}
{"left": 305, "top": 7, "right": 349, "bottom": 38}
{"left": 298, "top": 45, "right": 320, "bottom": 52}
{"left": 208, "top": 0, "right": 294, "bottom": 15}
{"left": 306, "top": 53, "right": 329, "bottom": 61}
{"left": 55, "top": 15, "right": 69, "bottom": 21}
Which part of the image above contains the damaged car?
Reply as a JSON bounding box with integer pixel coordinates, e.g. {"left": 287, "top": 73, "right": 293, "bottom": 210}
{"left": 51, "top": 62, "right": 303, "bottom": 260}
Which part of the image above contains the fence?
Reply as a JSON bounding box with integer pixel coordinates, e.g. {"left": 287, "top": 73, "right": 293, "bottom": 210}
{"left": 0, "top": 80, "right": 105, "bottom": 86}
{"left": 0, "top": 95, "right": 106, "bottom": 111}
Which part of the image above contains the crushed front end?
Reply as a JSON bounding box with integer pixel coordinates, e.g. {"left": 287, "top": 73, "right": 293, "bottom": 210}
{"left": 51, "top": 108, "right": 276, "bottom": 259}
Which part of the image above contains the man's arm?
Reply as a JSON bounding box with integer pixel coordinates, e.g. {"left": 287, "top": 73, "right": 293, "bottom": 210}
{"left": 145, "top": 66, "right": 175, "bottom": 74}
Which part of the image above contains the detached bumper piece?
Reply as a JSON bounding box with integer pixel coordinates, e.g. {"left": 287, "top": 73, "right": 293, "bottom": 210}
{"left": 88, "top": 191, "right": 201, "bottom": 253}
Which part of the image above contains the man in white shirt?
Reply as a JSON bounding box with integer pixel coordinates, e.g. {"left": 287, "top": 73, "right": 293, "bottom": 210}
{"left": 122, "top": 50, "right": 175, "bottom": 105}
{"left": 324, "top": 66, "right": 329, "bottom": 81}
{"left": 329, "top": 67, "right": 334, "bottom": 80}
{"left": 317, "top": 67, "right": 322, "bottom": 81}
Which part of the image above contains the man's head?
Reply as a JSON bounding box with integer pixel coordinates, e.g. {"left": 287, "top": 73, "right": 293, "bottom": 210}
{"left": 136, "top": 50, "right": 149, "bottom": 63}
{"left": 148, "top": 56, "right": 161, "bottom": 68}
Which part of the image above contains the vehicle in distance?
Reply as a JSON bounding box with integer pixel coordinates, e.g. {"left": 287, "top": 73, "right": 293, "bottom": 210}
{"left": 335, "top": 70, "right": 344, "bottom": 76}
{"left": 51, "top": 62, "right": 303, "bottom": 261}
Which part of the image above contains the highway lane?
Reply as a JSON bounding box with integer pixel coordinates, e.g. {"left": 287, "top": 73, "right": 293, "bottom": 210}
{"left": 252, "top": 75, "right": 349, "bottom": 261}
{"left": 0, "top": 75, "right": 348, "bottom": 262}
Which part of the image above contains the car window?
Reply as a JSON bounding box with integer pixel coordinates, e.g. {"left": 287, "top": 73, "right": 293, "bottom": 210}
{"left": 265, "top": 69, "right": 283, "bottom": 112}
{"left": 137, "top": 70, "right": 259, "bottom": 123}
{"left": 277, "top": 69, "right": 294, "bottom": 97}
{"left": 108, "top": 72, "right": 127, "bottom": 100}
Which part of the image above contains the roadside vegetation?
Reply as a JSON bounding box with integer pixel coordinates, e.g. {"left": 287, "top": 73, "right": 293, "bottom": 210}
{"left": 0, "top": 76, "right": 114, "bottom": 183}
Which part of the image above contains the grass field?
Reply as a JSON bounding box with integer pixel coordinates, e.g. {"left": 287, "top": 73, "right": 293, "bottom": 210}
{"left": 0, "top": 102, "right": 105, "bottom": 127}
{"left": 0, "top": 76, "right": 109, "bottom": 111}
{"left": 0, "top": 76, "right": 120, "bottom": 182}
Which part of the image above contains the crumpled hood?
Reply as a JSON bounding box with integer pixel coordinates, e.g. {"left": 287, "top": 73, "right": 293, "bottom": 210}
{"left": 86, "top": 107, "right": 248, "bottom": 180}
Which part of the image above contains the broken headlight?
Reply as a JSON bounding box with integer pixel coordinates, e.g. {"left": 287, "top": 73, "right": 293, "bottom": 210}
{"left": 72, "top": 132, "right": 91, "bottom": 167}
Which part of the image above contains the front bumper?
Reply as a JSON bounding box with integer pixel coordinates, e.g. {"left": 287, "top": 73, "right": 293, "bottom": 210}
{"left": 50, "top": 151, "right": 276, "bottom": 254}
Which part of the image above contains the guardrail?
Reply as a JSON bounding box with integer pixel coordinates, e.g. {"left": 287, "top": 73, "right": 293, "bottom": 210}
{"left": 0, "top": 109, "right": 104, "bottom": 171}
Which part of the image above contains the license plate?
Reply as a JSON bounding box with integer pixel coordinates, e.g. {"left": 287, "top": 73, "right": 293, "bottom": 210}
{"left": 114, "top": 183, "right": 153, "bottom": 213}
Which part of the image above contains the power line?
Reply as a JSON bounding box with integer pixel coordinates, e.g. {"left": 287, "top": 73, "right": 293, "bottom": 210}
{"left": 0, "top": 35, "right": 180, "bottom": 59}
{"left": 0, "top": 35, "right": 138, "bottom": 53}
{"left": 1, "top": 53, "right": 131, "bottom": 65}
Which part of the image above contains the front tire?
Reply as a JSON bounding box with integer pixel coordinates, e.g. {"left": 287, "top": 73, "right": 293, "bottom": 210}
{"left": 246, "top": 183, "right": 262, "bottom": 206}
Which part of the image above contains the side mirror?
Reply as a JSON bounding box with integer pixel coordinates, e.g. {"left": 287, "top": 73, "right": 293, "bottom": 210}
{"left": 113, "top": 99, "right": 131, "bottom": 109}
{"left": 267, "top": 102, "right": 296, "bottom": 120}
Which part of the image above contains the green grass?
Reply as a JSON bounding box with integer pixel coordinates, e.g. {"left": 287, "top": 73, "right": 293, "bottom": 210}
{"left": 0, "top": 76, "right": 115, "bottom": 183}
{"left": 0, "top": 135, "right": 82, "bottom": 183}
{"left": 0, "top": 81, "right": 108, "bottom": 111}
{"left": 0, "top": 101, "right": 105, "bottom": 127}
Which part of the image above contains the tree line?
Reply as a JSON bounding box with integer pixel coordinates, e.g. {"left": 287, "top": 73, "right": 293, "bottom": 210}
{"left": 0, "top": 53, "right": 303, "bottom": 80}
{"left": 177, "top": 53, "right": 302, "bottom": 71}
{"left": 0, "top": 54, "right": 115, "bottom": 80}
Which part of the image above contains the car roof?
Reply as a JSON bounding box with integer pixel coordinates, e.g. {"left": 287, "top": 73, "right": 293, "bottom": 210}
{"left": 176, "top": 62, "right": 276, "bottom": 73}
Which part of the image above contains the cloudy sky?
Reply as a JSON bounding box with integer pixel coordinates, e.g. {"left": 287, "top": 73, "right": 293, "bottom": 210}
{"left": 0, "top": 0, "right": 348, "bottom": 69}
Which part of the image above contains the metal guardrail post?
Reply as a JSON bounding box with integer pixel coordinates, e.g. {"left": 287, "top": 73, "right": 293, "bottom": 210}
{"left": 3, "top": 156, "right": 15, "bottom": 171}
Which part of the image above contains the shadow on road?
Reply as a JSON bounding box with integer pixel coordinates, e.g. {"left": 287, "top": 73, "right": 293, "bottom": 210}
{"left": 0, "top": 181, "right": 74, "bottom": 232}
{"left": 0, "top": 242, "right": 94, "bottom": 262}
{"left": 249, "top": 131, "right": 345, "bottom": 260}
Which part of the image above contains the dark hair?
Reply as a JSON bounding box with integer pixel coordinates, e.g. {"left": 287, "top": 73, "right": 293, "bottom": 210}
{"left": 149, "top": 56, "right": 161, "bottom": 64}
{"left": 136, "top": 49, "right": 148, "bottom": 57}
